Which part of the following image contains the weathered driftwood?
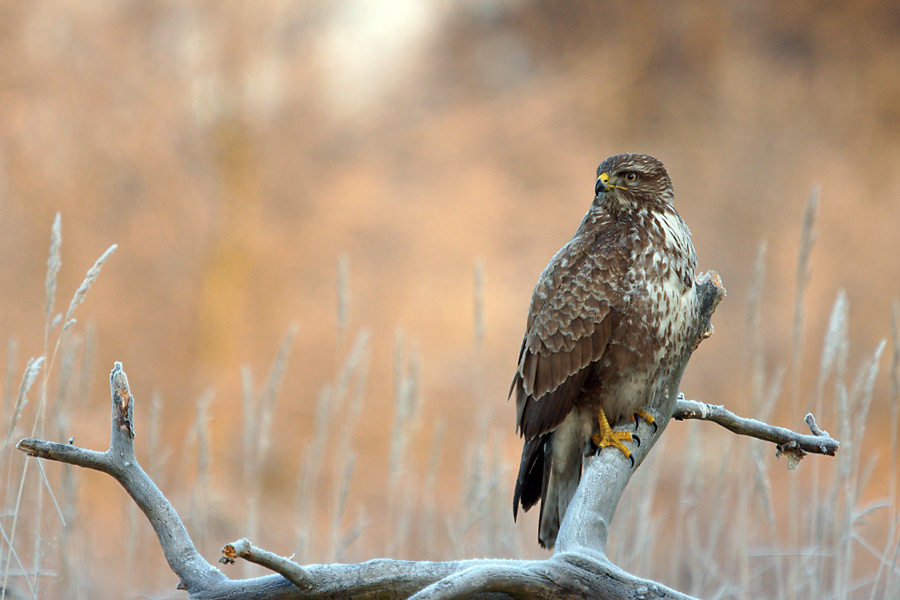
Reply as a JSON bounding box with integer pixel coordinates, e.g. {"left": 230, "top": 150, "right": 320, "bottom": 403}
{"left": 17, "top": 270, "right": 840, "bottom": 599}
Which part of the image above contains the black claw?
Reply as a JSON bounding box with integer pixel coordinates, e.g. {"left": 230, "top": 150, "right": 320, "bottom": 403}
{"left": 591, "top": 440, "right": 635, "bottom": 466}
{"left": 634, "top": 411, "right": 659, "bottom": 433}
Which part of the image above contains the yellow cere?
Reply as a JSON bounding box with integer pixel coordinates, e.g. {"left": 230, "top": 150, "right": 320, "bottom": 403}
{"left": 597, "top": 171, "right": 629, "bottom": 191}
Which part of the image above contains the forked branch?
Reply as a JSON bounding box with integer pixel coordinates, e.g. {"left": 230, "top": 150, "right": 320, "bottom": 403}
{"left": 15, "top": 270, "right": 839, "bottom": 599}
{"left": 17, "top": 363, "right": 225, "bottom": 594}
{"left": 674, "top": 398, "right": 839, "bottom": 460}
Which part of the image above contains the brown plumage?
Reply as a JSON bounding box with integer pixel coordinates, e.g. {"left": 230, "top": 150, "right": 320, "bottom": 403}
{"left": 511, "top": 153, "right": 699, "bottom": 548}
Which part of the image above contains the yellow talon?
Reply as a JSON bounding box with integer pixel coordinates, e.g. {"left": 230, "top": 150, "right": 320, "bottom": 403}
{"left": 592, "top": 407, "right": 633, "bottom": 458}
{"left": 633, "top": 409, "right": 655, "bottom": 426}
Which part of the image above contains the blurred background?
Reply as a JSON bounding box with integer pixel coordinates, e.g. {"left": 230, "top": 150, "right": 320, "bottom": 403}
{"left": 1, "top": 1, "right": 899, "bottom": 598}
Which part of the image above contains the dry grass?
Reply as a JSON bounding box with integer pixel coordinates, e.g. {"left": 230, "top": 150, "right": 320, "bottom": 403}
{"left": 1, "top": 203, "right": 898, "bottom": 600}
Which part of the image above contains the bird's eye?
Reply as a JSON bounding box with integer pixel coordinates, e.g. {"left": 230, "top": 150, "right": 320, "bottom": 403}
{"left": 623, "top": 172, "right": 638, "bottom": 183}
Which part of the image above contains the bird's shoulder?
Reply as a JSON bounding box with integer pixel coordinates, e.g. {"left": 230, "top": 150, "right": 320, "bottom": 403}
{"left": 526, "top": 212, "right": 636, "bottom": 334}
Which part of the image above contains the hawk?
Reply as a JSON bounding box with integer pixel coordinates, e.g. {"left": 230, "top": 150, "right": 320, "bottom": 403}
{"left": 511, "top": 153, "right": 699, "bottom": 548}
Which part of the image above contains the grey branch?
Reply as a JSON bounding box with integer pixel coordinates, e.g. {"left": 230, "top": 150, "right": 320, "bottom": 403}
{"left": 673, "top": 399, "right": 840, "bottom": 458}
{"left": 220, "top": 539, "right": 315, "bottom": 589}
{"left": 17, "top": 362, "right": 225, "bottom": 594}
{"left": 14, "top": 270, "right": 831, "bottom": 599}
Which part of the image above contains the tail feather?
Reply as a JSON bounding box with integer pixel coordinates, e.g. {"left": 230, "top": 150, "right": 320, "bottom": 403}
{"left": 538, "top": 448, "right": 581, "bottom": 548}
{"left": 513, "top": 433, "right": 549, "bottom": 521}
{"left": 514, "top": 425, "right": 583, "bottom": 549}
{"left": 542, "top": 417, "right": 586, "bottom": 549}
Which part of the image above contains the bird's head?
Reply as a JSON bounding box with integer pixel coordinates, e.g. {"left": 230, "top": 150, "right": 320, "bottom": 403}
{"left": 594, "top": 153, "right": 674, "bottom": 211}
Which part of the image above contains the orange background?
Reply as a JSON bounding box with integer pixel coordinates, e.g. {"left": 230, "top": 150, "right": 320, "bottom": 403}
{"left": 1, "top": 2, "right": 898, "bottom": 597}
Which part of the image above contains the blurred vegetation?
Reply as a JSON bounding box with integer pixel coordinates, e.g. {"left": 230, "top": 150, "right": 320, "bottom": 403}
{"left": 1, "top": 1, "right": 899, "bottom": 598}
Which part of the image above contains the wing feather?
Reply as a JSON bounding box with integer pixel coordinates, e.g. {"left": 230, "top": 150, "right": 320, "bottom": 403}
{"left": 591, "top": 320, "right": 610, "bottom": 355}
{"left": 577, "top": 335, "right": 594, "bottom": 369}
{"left": 536, "top": 352, "right": 553, "bottom": 398}
{"left": 556, "top": 347, "right": 572, "bottom": 381}
{"left": 512, "top": 245, "right": 623, "bottom": 439}
{"left": 524, "top": 348, "right": 538, "bottom": 393}
{"left": 569, "top": 333, "right": 582, "bottom": 369}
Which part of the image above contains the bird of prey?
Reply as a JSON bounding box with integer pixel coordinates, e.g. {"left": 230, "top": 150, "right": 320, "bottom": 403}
{"left": 511, "top": 153, "right": 699, "bottom": 549}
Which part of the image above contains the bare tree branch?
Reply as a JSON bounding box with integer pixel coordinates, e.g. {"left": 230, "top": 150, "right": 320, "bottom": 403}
{"left": 14, "top": 269, "right": 837, "bottom": 599}
{"left": 673, "top": 398, "right": 839, "bottom": 458}
{"left": 221, "top": 539, "right": 315, "bottom": 589}
{"left": 17, "top": 362, "right": 226, "bottom": 594}
{"left": 203, "top": 559, "right": 531, "bottom": 600}
{"left": 385, "top": 271, "right": 729, "bottom": 599}
{"left": 408, "top": 553, "right": 700, "bottom": 600}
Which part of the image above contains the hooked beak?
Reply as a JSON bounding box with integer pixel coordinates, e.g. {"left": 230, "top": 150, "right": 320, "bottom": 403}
{"left": 595, "top": 171, "right": 628, "bottom": 197}
{"left": 595, "top": 172, "right": 610, "bottom": 197}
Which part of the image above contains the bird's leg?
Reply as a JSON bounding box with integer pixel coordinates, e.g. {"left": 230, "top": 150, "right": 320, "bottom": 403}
{"left": 592, "top": 407, "right": 634, "bottom": 460}
{"left": 632, "top": 409, "right": 658, "bottom": 432}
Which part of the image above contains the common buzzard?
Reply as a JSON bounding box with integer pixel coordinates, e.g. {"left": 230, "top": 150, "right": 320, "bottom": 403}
{"left": 511, "top": 153, "right": 699, "bottom": 548}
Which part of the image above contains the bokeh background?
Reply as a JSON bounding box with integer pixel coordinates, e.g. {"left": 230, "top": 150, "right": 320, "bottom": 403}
{"left": 2, "top": 1, "right": 899, "bottom": 598}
